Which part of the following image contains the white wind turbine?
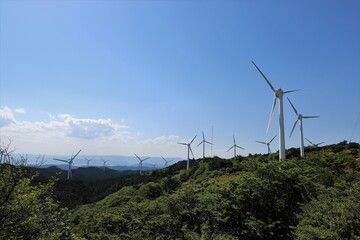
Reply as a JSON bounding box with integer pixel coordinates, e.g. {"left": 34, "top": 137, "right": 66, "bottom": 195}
{"left": 227, "top": 135, "right": 244, "bottom": 159}
{"left": 53, "top": 149, "right": 81, "bottom": 180}
{"left": 134, "top": 154, "right": 150, "bottom": 175}
{"left": 84, "top": 157, "right": 92, "bottom": 167}
{"left": 162, "top": 156, "right": 173, "bottom": 167}
{"left": 252, "top": 61, "right": 299, "bottom": 161}
{"left": 288, "top": 97, "right": 319, "bottom": 158}
{"left": 256, "top": 135, "right": 277, "bottom": 154}
{"left": 197, "top": 131, "right": 212, "bottom": 158}
{"left": 101, "top": 157, "right": 110, "bottom": 172}
{"left": 178, "top": 135, "right": 197, "bottom": 170}
{"left": 305, "top": 138, "right": 324, "bottom": 147}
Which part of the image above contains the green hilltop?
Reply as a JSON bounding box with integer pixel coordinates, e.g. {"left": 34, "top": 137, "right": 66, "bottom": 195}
{"left": 70, "top": 141, "right": 360, "bottom": 240}
{"left": 1, "top": 141, "right": 360, "bottom": 240}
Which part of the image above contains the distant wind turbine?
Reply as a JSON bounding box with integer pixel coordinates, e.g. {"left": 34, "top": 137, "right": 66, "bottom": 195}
{"left": 256, "top": 135, "right": 277, "bottom": 154}
{"left": 53, "top": 149, "right": 81, "bottom": 180}
{"left": 288, "top": 97, "right": 319, "bottom": 157}
{"left": 101, "top": 157, "right": 109, "bottom": 172}
{"left": 178, "top": 135, "right": 197, "bottom": 170}
{"left": 84, "top": 157, "right": 92, "bottom": 167}
{"left": 252, "top": 61, "right": 299, "bottom": 161}
{"left": 162, "top": 156, "right": 173, "bottom": 167}
{"left": 305, "top": 138, "right": 324, "bottom": 147}
{"left": 134, "top": 154, "right": 150, "bottom": 175}
{"left": 227, "top": 135, "right": 244, "bottom": 158}
{"left": 197, "top": 131, "right": 212, "bottom": 158}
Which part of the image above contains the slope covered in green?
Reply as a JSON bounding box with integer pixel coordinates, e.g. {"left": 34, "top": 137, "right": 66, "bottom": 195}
{"left": 71, "top": 142, "right": 360, "bottom": 240}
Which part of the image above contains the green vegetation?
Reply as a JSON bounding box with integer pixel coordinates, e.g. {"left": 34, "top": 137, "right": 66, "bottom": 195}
{"left": 1, "top": 141, "right": 360, "bottom": 239}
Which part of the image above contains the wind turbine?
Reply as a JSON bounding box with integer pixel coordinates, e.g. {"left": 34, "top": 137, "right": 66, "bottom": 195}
{"left": 256, "top": 135, "right": 277, "bottom": 154}
{"left": 53, "top": 149, "right": 81, "bottom": 180}
{"left": 84, "top": 157, "right": 92, "bottom": 167}
{"left": 197, "top": 131, "right": 212, "bottom": 158}
{"left": 288, "top": 97, "right": 319, "bottom": 158}
{"left": 162, "top": 156, "right": 173, "bottom": 167}
{"left": 178, "top": 135, "right": 197, "bottom": 170}
{"left": 101, "top": 157, "right": 109, "bottom": 172}
{"left": 252, "top": 61, "right": 299, "bottom": 161}
{"left": 134, "top": 154, "right": 150, "bottom": 175}
{"left": 305, "top": 138, "right": 325, "bottom": 147}
{"left": 227, "top": 135, "right": 244, "bottom": 158}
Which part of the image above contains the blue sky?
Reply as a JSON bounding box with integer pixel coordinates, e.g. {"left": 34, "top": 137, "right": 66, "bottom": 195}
{"left": 1, "top": 0, "right": 359, "bottom": 161}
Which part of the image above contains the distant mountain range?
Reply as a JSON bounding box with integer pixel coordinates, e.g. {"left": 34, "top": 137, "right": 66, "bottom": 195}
{"left": 23, "top": 154, "right": 182, "bottom": 168}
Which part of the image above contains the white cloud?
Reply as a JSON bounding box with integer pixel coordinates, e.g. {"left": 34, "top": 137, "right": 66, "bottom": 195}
{"left": 0, "top": 107, "right": 184, "bottom": 157}
{"left": 0, "top": 107, "right": 131, "bottom": 154}
{"left": 0, "top": 107, "right": 16, "bottom": 127}
{"left": 58, "top": 114, "right": 127, "bottom": 139}
{"left": 14, "top": 108, "right": 26, "bottom": 114}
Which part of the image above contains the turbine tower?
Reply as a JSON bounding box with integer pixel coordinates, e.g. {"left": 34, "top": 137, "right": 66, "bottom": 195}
{"left": 84, "top": 157, "right": 92, "bottom": 167}
{"left": 177, "top": 135, "right": 197, "bottom": 170}
{"left": 252, "top": 61, "right": 299, "bottom": 161}
{"left": 256, "top": 135, "right": 277, "bottom": 154}
{"left": 288, "top": 97, "right": 319, "bottom": 157}
{"left": 134, "top": 154, "right": 150, "bottom": 175}
{"left": 53, "top": 149, "right": 81, "bottom": 180}
{"left": 227, "top": 135, "right": 244, "bottom": 159}
{"left": 101, "top": 157, "right": 109, "bottom": 172}
{"left": 305, "top": 138, "right": 324, "bottom": 147}
{"left": 162, "top": 156, "right": 173, "bottom": 167}
{"left": 197, "top": 131, "right": 212, "bottom": 158}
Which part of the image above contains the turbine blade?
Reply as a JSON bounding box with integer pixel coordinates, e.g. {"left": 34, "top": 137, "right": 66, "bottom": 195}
{"left": 161, "top": 156, "right": 166, "bottom": 161}
{"left": 190, "top": 135, "right": 197, "bottom": 144}
{"left": 178, "top": 142, "right": 187, "bottom": 146}
{"left": 196, "top": 142, "right": 203, "bottom": 147}
{"left": 256, "top": 141, "right": 267, "bottom": 145}
{"left": 202, "top": 131, "right": 205, "bottom": 140}
{"left": 189, "top": 146, "right": 194, "bottom": 158}
{"left": 252, "top": 61, "right": 275, "bottom": 92}
{"left": 53, "top": 158, "right": 68, "bottom": 163}
{"left": 289, "top": 119, "right": 299, "bottom": 138}
{"left": 303, "top": 116, "right": 320, "bottom": 119}
{"left": 287, "top": 97, "right": 298, "bottom": 116}
{"left": 269, "top": 135, "right": 277, "bottom": 143}
{"left": 305, "top": 137, "right": 314, "bottom": 145}
{"left": 134, "top": 153, "right": 141, "bottom": 160}
{"left": 317, "top": 142, "right": 325, "bottom": 146}
{"left": 72, "top": 149, "right": 82, "bottom": 160}
{"left": 227, "top": 146, "right": 234, "bottom": 152}
{"left": 236, "top": 145, "right": 245, "bottom": 150}
{"left": 284, "top": 89, "right": 301, "bottom": 94}
{"left": 205, "top": 141, "right": 212, "bottom": 145}
{"left": 143, "top": 157, "right": 150, "bottom": 161}
{"left": 267, "top": 97, "right": 277, "bottom": 132}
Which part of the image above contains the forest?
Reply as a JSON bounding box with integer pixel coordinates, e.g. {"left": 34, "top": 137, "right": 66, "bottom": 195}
{"left": 1, "top": 141, "right": 359, "bottom": 240}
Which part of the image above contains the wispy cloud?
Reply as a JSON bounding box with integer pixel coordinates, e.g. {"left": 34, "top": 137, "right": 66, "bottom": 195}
{"left": 14, "top": 108, "right": 26, "bottom": 114}
{"left": 138, "top": 135, "right": 179, "bottom": 145}
{"left": 0, "top": 107, "right": 16, "bottom": 127}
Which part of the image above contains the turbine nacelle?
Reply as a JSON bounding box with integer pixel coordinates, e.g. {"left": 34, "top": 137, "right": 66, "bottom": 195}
{"left": 275, "top": 89, "right": 284, "bottom": 98}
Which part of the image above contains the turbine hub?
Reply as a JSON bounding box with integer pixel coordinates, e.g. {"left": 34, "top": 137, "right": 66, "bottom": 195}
{"left": 275, "top": 89, "right": 283, "bottom": 98}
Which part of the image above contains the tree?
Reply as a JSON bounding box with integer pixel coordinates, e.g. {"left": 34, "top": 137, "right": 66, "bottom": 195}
{"left": 0, "top": 142, "right": 75, "bottom": 240}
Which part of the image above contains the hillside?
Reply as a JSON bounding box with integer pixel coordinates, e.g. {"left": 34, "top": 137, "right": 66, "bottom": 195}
{"left": 69, "top": 141, "right": 360, "bottom": 239}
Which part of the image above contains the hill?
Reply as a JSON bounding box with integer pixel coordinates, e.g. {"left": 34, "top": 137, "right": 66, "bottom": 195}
{"left": 70, "top": 141, "right": 360, "bottom": 240}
